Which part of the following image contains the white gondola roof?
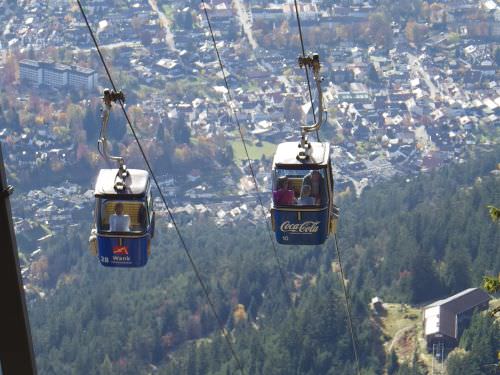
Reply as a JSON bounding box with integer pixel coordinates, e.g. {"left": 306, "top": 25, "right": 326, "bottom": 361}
{"left": 272, "top": 141, "right": 330, "bottom": 167}
{"left": 94, "top": 169, "right": 150, "bottom": 196}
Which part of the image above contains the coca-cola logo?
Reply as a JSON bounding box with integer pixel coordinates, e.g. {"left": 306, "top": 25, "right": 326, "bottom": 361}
{"left": 280, "top": 221, "right": 320, "bottom": 234}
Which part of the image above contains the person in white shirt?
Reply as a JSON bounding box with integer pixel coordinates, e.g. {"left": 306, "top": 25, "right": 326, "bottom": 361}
{"left": 298, "top": 184, "right": 315, "bottom": 205}
{"left": 302, "top": 170, "right": 323, "bottom": 205}
{"left": 110, "top": 202, "right": 130, "bottom": 232}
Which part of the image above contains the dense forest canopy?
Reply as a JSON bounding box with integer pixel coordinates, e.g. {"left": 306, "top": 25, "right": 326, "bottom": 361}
{"left": 27, "top": 146, "right": 500, "bottom": 374}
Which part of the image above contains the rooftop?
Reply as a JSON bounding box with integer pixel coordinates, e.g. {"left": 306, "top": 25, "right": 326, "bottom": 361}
{"left": 94, "top": 169, "right": 150, "bottom": 197}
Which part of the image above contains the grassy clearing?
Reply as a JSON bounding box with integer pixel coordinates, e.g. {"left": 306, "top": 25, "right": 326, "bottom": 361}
{"left": 381, "top": 303, "right": 421, "bottom": 340}
{"left": 378, "top": 303, "right": 429, "bottom": 367}
{"left": 381, "top": 303, "right": 422, "bottom": 341}
{"left": 230, "top": 140, "right": 276, "bottom": 161}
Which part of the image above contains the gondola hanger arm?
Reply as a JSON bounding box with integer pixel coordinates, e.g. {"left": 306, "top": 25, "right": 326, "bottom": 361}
{"left": 99, "top": 88, "right": 129, "bottom": 190}
{"left": 296, "top": 54, "right": 325, "bottom": 161}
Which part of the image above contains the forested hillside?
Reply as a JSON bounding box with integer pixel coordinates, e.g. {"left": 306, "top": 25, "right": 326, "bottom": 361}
{"left": 341, "top": 147, "right": 500, "bottom": 305}
{"left": 28, "top": 146, "right": 500, "bottom": 374}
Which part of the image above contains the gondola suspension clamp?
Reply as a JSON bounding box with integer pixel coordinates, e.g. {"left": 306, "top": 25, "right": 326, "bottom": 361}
{"left": 98, "top": 88, "right": 129, "bottom": 191}
{"left": 297, "top": 53, "right": 324, "bottom": 161}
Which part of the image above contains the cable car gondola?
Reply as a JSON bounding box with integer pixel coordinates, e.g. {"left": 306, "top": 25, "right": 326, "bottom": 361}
{"left": 271, "top": 54, "right": 338, "bottom": 245}
{"left": 89, "top": 90, "right": 155, "bottom": 267}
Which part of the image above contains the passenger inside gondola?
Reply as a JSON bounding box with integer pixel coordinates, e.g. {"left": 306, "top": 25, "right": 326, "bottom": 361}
{"left": 273, "top": 169, "right": 327, "bottom": 207}
{"left": 110, "top": 202, "right": 130, "bottom": 232}
{"left": 298, "top": 184, "right": 315, "bottom": 205}
{"left": 302, "top": 170, "right": 324, "bottom": 205}
{"left": 273, "top": 176, "right": 296, "bottom": 206}
{"left": 100, "top": 201, "right": 147, "bottom": 233}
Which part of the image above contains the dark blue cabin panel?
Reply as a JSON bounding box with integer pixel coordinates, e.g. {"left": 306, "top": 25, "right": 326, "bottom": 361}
{"left": 97, "top": 235, "right": 149, "bottom": 267}
{"left": 273, "top": 208, "right": 328, "bottom": 245}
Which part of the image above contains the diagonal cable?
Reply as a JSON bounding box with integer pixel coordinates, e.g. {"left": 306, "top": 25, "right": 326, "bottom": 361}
{"left": 201, "top": 0, "right": 292, "bottom": 301}
{"left": 292, "top": 0, "right": 320, "bottom": 141}
{"left": 333, "top": 233, "right": 361, "bottom": 375}
{"left": 76, "top": 1, "right": 245, "bottom": 373}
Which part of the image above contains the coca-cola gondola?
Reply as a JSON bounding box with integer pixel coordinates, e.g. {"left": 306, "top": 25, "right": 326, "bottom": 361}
{"left": 88, "top": 90, "right": 155, "bottom": 267}
{"left": 270, "top": 54, "right": 338, "bottom": 245}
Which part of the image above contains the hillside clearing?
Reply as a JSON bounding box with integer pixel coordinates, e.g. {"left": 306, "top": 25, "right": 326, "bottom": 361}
{"left": 230, "top": 140, "right": 276, "bottom": 161}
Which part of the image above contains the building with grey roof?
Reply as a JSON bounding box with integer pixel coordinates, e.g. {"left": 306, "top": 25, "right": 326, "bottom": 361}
{"left": 19, "top": 60, "right": 97, "bottom": 91}
{"left": 423, "top": 288, "right": 490, "bottom": 351}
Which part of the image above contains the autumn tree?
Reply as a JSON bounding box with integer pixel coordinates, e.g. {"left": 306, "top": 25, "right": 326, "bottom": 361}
{"left": 482, "top": 202, "right": 500, "bottom": 296}
{"left": 405, "top": 20, "right": 429, "bottom": 45}
{"left": 66, "top": 103, "right": 85, "bottom": 132}
{"left": 364, "top": 13, "right": 393, "bottom": 48}
{"left": 2, "top": 53, "right": 18, "bottom": 86}
{"left": 487, "top": 205, "right": 500, "bottom": 222}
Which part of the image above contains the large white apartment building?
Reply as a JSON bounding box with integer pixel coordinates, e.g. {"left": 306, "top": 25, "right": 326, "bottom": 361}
{"left": 19, "top": 60, "right": 98, "bottom": 91}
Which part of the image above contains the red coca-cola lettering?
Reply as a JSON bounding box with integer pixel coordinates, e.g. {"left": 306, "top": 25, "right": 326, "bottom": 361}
{"left": 280, "top": 221, "right": 320, "bottom": 234}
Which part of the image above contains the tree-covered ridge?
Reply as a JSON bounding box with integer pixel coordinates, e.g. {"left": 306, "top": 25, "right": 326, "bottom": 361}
{"left": 446, "top": 313, "right": 500, "bottom": 375}
{"left": 29, "top": 221, "right": 382, "bottom": 374}
{"left": 28, "top": 146, "right": 500, "bottom": 374}
{"left": 340, "top": 147, "right": 500, "bottom": 304}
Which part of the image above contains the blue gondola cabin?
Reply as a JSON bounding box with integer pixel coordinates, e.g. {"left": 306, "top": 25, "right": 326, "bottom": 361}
{"left": 89, "top": 169, "right": 155, "bottom": 267}
{"left": 271, "top": 141, "right": 337, "bottom": 245}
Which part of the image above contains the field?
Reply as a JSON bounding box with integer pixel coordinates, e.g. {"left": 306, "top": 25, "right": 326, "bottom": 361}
{"left": 377, "top": 303, "right": 424, "bottom": 363}
{"left": 230, "top": 140, "right": 276, "bottom": 161}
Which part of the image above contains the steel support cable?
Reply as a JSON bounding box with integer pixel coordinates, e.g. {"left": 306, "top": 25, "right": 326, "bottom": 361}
{"left": 292, "top": 0, "right": 320, "bottom": 142}
{"left": 201, "top": 0, "right": 292, "bottom": 302}
{"left": 333, "top": 234, "right": 361, "bottom": 375}
{"left": 75, "top": 2, "right": 245, "bottom": 373}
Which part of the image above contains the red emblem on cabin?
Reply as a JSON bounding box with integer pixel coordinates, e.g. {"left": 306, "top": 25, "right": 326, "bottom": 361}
{"left": 112, "top": 246, "right": 129, "bottom": 255}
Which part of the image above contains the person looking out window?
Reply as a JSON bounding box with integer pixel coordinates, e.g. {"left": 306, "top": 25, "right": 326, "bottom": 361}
{"left": 303, "top": 170, "right": 324, "bottom": 205}
{"left": 273, "top": 176, "right": 296, "bottom": 205}
{"left": 110, "top": 202, "right": 130, "bottom": 232}
{"left": 298, "top": 184, "right": 315, "bottom": 205}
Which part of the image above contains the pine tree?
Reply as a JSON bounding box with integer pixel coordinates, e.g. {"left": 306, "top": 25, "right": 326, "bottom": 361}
{"left": 156, "top": 122, "right": 165, "bottom": 143}
{"left": 408, "top": 253, "right": 442, "bottom": 303}
{"left": 83, "top": 105, "right": 98, "bottom": 143}
{"left": 99, "top": 355, "right": 113, "bottom": 375}
{"left": 172, "top": 115, "right": 191, "bottom": 144}
{"left": 6, "top": 107, "right": 21, "bottom": 133}
{"left": 387, "top": 349, "right": 399, "bottom": 374}
{"left": 443, "top": 247, "right": 472, "bottom": 294}
{"left": 0, "top": 105, "right": 7, "bottom": 129}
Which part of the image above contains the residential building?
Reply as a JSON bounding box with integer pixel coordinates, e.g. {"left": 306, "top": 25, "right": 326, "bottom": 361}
{"left": 67, "top": 65, "right": 98, "bottom": 91}
{"left": 19, "top": 60, "right": 43, "bottom": 85}
{"left": 19, "top": 60, "right": 97, "bottom": 91}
